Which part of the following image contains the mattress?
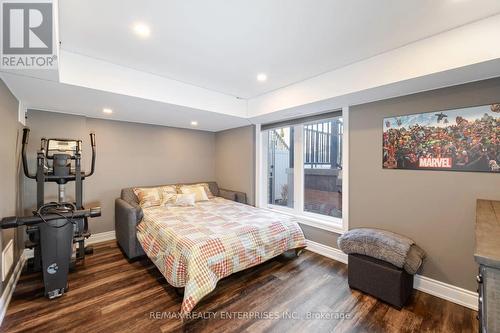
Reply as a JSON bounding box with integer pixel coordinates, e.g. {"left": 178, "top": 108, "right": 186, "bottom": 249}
{"left": 136, "top": 197, "right": 306, "bottom": 315}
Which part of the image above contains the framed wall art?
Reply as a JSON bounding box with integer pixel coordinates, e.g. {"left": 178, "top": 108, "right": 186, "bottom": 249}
{"left": 383, "top": 103, "right": 499, "bottom": 172}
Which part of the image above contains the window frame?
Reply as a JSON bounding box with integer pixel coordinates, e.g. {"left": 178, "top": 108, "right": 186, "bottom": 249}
{"left": 255, "top": 107, "right": 349, "bottom": 234}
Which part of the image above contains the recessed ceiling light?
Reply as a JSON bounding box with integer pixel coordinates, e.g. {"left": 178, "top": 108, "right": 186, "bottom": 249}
{"left": 102, "top": 108, "right": 113, "bottom": 114}
{"left": 132, "top": 22, "right": 151, "bottom": 38}
{"left": 190, "top": 121, "right": 198, "bottom": 126}
{"left": 257, "top": 73, "right": 267, "bottom": 82}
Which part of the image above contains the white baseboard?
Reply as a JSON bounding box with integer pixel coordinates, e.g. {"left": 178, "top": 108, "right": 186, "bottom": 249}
{"left": 413, "top": 274, "right": 478, "bottom": 311}
{"left": 24, "top": 248, "right": 34, "bottom": 259}
{"left": 0, "top": 252, "right": 27, "bottom": 326}
{"left": 306, "top": 240, "right": 348, "bottom": 264}
{"left": 305, "top": 240, "right": 478, "bottom": 311}
{"left": 86, "top": 230, "right": 116, "bottom": 245}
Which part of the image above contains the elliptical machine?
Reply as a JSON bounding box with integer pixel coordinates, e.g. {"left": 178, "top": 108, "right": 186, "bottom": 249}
{"left": 1, "top": 128, "right": 101, "bottom": 299}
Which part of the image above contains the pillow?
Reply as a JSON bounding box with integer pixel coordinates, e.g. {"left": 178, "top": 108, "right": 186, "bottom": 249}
{"left": 133, "top": 187, "right": 162, "bottom": 208}
{"left": 180, "top": 183, "right": 214, "bottom": 199}
{"left": 180, "top": 185, "right": 208, "bottom": 202}
{"left": 175, "top": 193, "right": 196, "bottom": 207}
{"left": 199, "top": 183, "right": 215, "bottom": 199}
{"left": 159, "top": 185, "right": 178, "bottom": 206}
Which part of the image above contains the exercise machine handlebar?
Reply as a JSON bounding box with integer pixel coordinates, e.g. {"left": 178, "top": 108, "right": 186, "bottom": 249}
{"left": 87, "top": 132, "right": 96, "bottom": 177}
{"left": 22, "top": 128, "right": 36, "bottom": 179}
{"left": 0, "top": 207, "right": 101, "bottom": 229}
{"left": 21, "top": 128, "right": 97, "bottom": 179}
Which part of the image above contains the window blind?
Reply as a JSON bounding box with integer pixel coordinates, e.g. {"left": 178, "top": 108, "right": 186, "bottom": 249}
{"left": 260, "top": 110, "right": 342, "bottom": 131}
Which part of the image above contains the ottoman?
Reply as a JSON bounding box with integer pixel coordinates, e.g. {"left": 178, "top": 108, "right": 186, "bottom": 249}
{"left": 348, "top": 253, "right": 414, "bottom": 309}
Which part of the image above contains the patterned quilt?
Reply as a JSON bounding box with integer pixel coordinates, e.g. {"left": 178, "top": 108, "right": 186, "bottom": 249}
{"left": 136, "top": 197, "right": 306, "bottom": 314}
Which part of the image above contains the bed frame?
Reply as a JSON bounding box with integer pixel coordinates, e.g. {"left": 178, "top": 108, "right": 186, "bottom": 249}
{"left": 114, "top": 181, "right": 247, "bottom": 259}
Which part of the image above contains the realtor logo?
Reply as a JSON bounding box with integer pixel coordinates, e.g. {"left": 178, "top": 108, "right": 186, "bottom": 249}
{"left": 1, "top": 0, "right": 57, "bottom": 69}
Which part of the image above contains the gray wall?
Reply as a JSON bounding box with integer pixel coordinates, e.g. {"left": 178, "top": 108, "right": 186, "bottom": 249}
{"left": 215, "top": 125, "right": 256, "bottom": 205}
{"left": 24, "top": 110, "right": 216, "bottom": 234}
{"left": 300, "top": 224, "right": 340, "bottom": 247}
{"left": 0, "top": 79, "right": 22, "bottom": 294}
{"left": 350, "top": 77, "right": 500, "bottom": 291}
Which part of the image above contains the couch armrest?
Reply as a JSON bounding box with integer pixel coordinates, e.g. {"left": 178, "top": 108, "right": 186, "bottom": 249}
{"left": 219, "top": 188, "right": 247, "bottom": 204}
{"left": 115, "top": 198, "right": 145, "bottom": 259}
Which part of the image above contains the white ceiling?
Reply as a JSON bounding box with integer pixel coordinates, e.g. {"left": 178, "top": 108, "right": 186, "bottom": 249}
{"left": 59, "top": 0, "right": 500, "bottom": 99}
{"left": 1, "top": 72, "right": 250, "bottom": 132}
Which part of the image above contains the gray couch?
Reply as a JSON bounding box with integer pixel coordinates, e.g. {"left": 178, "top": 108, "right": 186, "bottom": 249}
{"left": 115, "top": 181, "right": 247, "bottom": 259}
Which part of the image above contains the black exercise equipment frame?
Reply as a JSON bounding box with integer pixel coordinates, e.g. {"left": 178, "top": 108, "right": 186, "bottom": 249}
{"left": 1, "top": 127, "right": 101, "bottom": 299}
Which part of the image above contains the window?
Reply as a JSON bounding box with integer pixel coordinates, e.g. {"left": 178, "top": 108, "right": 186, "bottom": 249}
{"left": 267, "top": 127, "right": 294, "bottom": 208}
{"left": 258, "top": 109, "right": 347, "bottom": 232}
{"left": 303, "top": 117, "right": 343, "bottom": 218}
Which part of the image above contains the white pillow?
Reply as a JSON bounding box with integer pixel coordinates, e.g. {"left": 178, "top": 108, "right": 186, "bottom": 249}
{"left": 175, "top": 193, "right": 196, "bottom": 207}
{"left": 179, "top": 185, "right": 209, "bottom": 202}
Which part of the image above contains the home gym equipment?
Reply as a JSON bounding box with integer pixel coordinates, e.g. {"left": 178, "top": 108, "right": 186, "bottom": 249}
{"left": 0, "top": 128, "right": 101, "bottom": 299}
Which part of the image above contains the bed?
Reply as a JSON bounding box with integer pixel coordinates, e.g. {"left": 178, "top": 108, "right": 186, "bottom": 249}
{"left": 114, "top": 182, "right": 306, "bottom": 314}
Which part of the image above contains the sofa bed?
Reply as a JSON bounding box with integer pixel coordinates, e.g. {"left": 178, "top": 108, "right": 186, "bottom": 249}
{"left": 115, "top": 181, "right": 306, "bottom": 314}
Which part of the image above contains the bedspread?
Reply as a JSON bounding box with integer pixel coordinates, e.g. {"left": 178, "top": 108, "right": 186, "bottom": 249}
{"left": 136, "top": 197, "right": 306, "bottom": 315}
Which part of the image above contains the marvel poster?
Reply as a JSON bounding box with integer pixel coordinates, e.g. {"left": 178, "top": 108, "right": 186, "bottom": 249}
{"left": 383, "top": 104, "right": 500, "bottom": 172}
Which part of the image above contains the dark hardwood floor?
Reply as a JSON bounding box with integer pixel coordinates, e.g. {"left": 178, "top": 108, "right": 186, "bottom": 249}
{"left": 2, "top": 241, "right": 477, "bottom": 333}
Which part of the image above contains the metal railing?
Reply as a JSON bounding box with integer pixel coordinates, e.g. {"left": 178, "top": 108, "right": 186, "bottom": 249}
{"left": 269, "top": 129, "right": 289, "bottom": 151}
{"left": 304, "top": 119, "right": 342, "bottom": 169}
